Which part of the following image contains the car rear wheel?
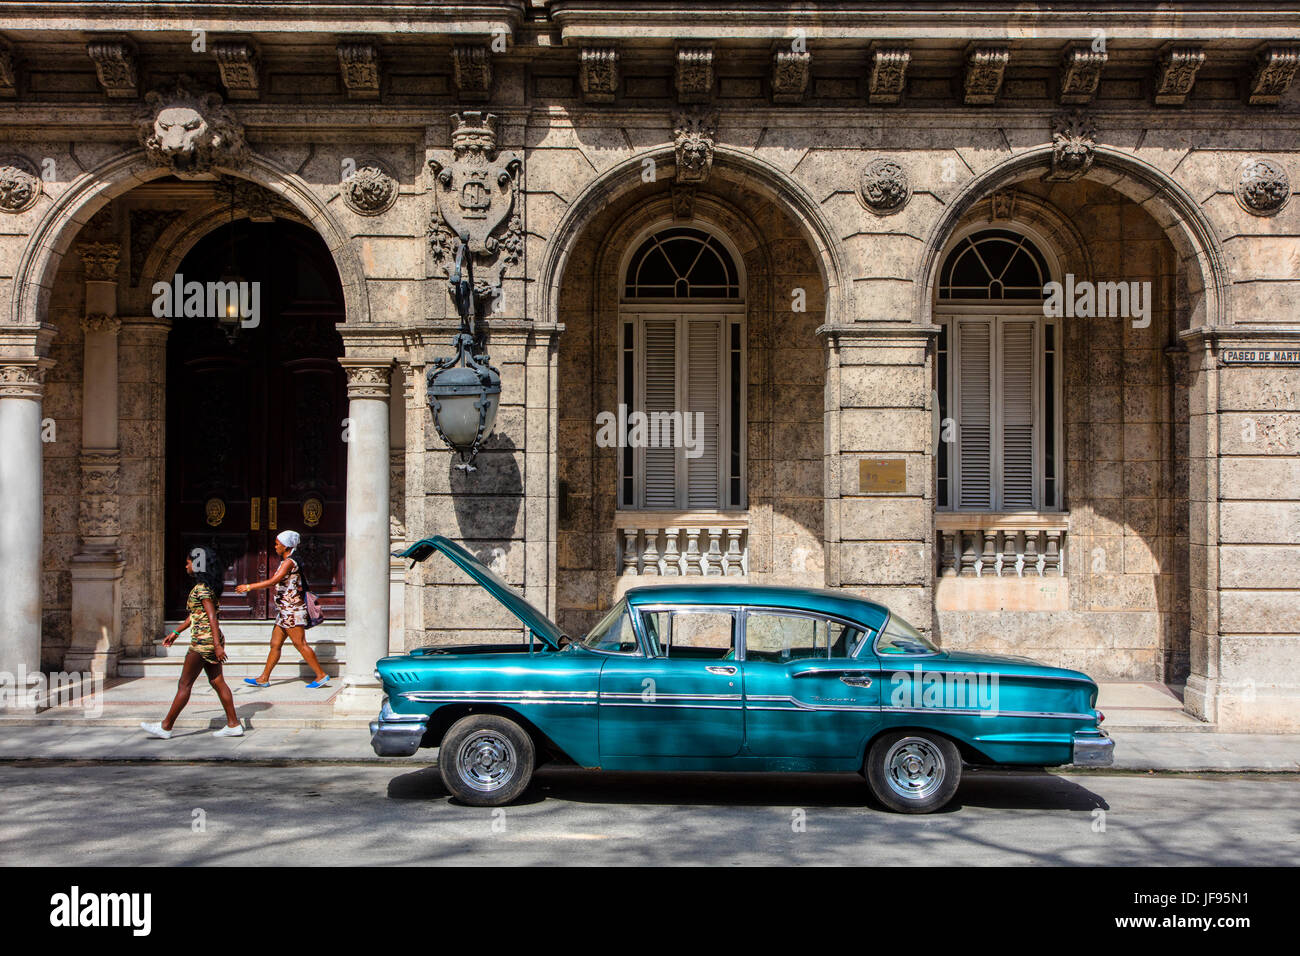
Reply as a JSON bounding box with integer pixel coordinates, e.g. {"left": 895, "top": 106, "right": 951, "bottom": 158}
{"left": 865, "top": 731, "right": 961, "bottom": 814}
{"left": 438, "top": 714, "right": 535, "bottom": 807}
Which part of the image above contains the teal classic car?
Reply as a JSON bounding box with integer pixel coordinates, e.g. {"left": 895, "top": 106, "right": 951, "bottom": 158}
{"left": 373, "top": 536, "right": 1113, "bottom": 813}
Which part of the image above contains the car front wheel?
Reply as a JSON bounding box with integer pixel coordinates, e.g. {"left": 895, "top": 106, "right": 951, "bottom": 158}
{"left": 438, "top": 714, "right": 536, "bottom": 807}
{"left": 865, "top": 731, "right": 962, "bottom": 814}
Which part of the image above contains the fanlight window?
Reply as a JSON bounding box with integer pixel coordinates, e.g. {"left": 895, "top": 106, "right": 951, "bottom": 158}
{"left": 624, "top": 227, "right": 741, "bottom": 300}
{"left": 938, "top": 228, "right": 1051, "bottom": 301}
{"left": 936, "top": 228, "right": 1061, "bottom": 512}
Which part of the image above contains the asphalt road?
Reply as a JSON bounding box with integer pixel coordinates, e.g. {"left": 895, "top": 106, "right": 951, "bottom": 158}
{"left": 2, "top": 763, "right": 1297, "bottom": 865}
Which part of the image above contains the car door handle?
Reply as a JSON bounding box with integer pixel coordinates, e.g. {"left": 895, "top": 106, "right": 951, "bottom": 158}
{"left": 706, "top": 665, "right": 737, "bottom": 675}
{"left": 839, "top": 675, "right": 873, "bottom": 688}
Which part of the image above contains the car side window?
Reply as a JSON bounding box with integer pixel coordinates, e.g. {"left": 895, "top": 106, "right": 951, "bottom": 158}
{"left": 744, "top": 612, "right": 865, "bottom": 662}
{"left": 657, "top": 610, "right": 736, "bottom": 661}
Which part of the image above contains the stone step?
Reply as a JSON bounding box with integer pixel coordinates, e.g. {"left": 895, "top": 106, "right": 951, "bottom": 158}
{"left": 147, "top": 639, "right": 344, "bottom": 660}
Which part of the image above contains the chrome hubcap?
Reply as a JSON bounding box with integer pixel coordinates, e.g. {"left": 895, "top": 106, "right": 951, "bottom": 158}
{"left": 884, "top": 737, "right": 945, "bottom": 801}
{"left": 457, "top": 731, "right": 516, "bottom": 792}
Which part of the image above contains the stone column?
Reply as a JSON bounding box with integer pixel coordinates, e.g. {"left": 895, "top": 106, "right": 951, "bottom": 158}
{"left": 388, "top": 364, "right": 408, "bottom": 656}
{"left": 821, "top": 324, "right": 938, "bottom": 633}
{"left": 65, "top": 242, "right": 126, "bottom": 676}
{"left": 0, "top": 357, "right": 51, "bottom": 710}
{"left": 335, "top": 359, "right": 391, "bottom": 715}
{"left": 1183, "top": 327, "right": 1300, "bottom": 731}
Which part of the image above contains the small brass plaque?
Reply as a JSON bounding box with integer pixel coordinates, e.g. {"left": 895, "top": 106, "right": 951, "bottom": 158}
{"left": 858, "top": 458, "right": 906, "bottom": 493}
{"left": 205, "top": 498, "right": 225, "bottom": 527}
{"left": 303, "top": 497, "right": 323, "bottom": 528}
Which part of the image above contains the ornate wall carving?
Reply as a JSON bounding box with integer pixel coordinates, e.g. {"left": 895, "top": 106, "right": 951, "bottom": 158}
{"left": 344, "top": 364, "right": 392, "bottom": 399}
{"left": 580, "top": 47, "right": 619, "bottom": 103}
{"left": 771, "top": 49, "right": 810, "bottom": 104}
{"left": 1155, "top": 47, "right": 1205, "bottom": 106}
{"left": 79, "top": 451, "right": 121, "bottom": 541}
{"left": 1043, "top": 110, "right": 1097, "bottom": 182}
{"left": 868, "top": 48, "right": 910, "bottom": 104}
{"left": 427, "top": 112, "right": 522, "bottom": 266}
{"left": 673, "top": 107, "right": 717, "bottom": 184}
{"left": 87, "top": 38, "right": 137, "bottom": 98}
{"left": 1249, "top": 47, "right": 1299, "bottom": 106}
{"left": 0, "top": 154, "right": 41, "bottom": 213}
{"left": 1235, "top": 158, "right": 1291, "bottom": 215}
{"left": 338, "top": 41, "right": 381, "bottom": 99}
{"left": 964, "top": 47, "right": 1009, "bottom": 105}
{"left": 81, "top": 313, "right": 122, "bottom": 334}
{"left": 858, "top": 157, "right": 911, "bottom": 215}
{"left": 0, "top": 38, "right": 15, "bottom": 98}
{"left": 452, "top": 44, "right": 492, "bottom": 101}
{"left": 77, "top": 241, "right": 120, "bottom": 280}
{"left": 675, "top": 46, "right": 714, "bottom": 103}
{"left": 214, "top": 40, "right": 261, "bottom": 100}
{"left": 342, "top": 160, "right": 398, "bottom": 216}
{"left": 135, "top": 76, "right": 248, "bottom": 178}
{"left": 1060, "top": 46, "right": 1107, "bottom": 104}
{"left": 0, "top": 363, "right": 47, "bottom": 398}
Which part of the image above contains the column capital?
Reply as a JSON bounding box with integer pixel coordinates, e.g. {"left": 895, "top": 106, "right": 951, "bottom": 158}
{"left": 0, "top": 360, "right": 52, "bottom": 399}
{"left": 340, "top": 358, "right": 392, "bottom": 399}
{"left": 76, "top": 241, "right": 122, "bottom": 280}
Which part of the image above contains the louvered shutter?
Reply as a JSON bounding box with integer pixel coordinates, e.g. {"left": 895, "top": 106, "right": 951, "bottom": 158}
{"left": 1000, "top": 319, "right": 1036, "bottom": 509}
{"left": 643, "top": 319, "right": 677, "bottom": 508}
{"left": 956, "top": 320, "right": 993, "bottom": 509}
{"left": 685, "top": 318, "right": 721, "bottom": 508}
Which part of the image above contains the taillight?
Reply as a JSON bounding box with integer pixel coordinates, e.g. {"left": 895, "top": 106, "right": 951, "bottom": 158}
{"left": 1096, "top": 710, "right": 1105, "bottom": 724}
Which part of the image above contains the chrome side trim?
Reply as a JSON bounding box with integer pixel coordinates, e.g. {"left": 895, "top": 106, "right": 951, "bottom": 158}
{"left": 599, "top": 702, "right": 744, "bottom": 711}
{"left": 600, "top": 691, "right": 742, "bottom": 702}
{"left": 883, "top": 705, "right": 1095, "bottom": 720}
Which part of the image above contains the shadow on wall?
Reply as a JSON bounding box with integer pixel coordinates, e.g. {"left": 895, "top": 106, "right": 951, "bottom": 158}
{"left": 449, "top": 433, "right": 523, "bottom": 545}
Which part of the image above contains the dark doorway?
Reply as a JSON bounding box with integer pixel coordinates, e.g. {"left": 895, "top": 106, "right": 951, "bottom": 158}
{"left": 165, "top": 218, "right": 347, "bottom": 621}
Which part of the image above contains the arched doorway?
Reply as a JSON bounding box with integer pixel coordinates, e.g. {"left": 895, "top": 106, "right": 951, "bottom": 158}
{"left": 164, "top": 219, "right": 347, "bottom": 622}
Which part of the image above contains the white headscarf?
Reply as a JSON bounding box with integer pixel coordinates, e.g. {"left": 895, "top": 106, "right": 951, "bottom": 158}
{"left": 276, "top": 530, "right": 301, "bottom": 551}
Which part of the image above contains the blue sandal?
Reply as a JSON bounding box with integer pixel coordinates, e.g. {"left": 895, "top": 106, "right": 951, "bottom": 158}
{"left": 243, "top": 678, "right": 269, "bottom": 687}
{"left": 306, "top": 676, "right": 331, "bottom": 689}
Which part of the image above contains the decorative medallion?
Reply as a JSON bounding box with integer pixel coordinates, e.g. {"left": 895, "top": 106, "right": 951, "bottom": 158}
{"left": 673, "top": 107, "right": 718, "bottom": 184}
{"left": 426, "top": 112, "right": 522, "bottom": 265}
{"left": 342, "top": 160, "right": 398, "bottom": 216}
{"left": 1235, "top": 158, "right": 1291, "bottom": 216}
{"left": 205, "top": 497, "right": 226, "bottom": 527}
{"left": 1043, "top": 110, "right": 1097, "bottom": 183}
{"left": 858, "top": 157, "right": 911, "bottom": 215}
{"left": 0, "top": 154, "right": 41, "bottom": 213}
{"left": 303, "top": 497, "right": 323, "bottom": 528}
{"left": 135, "top": 76, "right": 248, "bottom": 179}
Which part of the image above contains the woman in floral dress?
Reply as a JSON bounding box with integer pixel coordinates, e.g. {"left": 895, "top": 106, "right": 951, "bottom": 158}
{"left": 236, "top": 530, "right": 330, "bottom": 688}
{"left": 141, "top": 545, "right": 243, "bottom": 739}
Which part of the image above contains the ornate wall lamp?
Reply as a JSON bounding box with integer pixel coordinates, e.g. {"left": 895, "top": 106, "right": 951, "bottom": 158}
{"left": 426, "top": 233, "right": 501, "bottom": 472}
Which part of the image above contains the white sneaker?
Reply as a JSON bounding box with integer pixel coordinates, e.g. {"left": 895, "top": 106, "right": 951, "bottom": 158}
{"left": 212, "top": 724, "right": 244, "bottom": 738}
{"left": 141, "top": 721, "right": 172, "bottom": 740}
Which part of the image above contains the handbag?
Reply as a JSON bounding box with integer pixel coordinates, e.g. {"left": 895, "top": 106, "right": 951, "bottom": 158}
{"left": 296, "top": 558, "right": 326, "bottom": 629}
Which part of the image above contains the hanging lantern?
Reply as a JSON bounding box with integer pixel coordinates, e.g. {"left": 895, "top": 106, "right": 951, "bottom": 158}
{"left": 426, "top": 234, "right": 501, "bottom": 472}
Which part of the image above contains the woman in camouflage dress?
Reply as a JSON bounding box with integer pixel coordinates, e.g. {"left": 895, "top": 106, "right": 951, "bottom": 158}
{"left": 141, "top": 545, "right": 243, "bottom": 739}
{"left": 236, "top": 530, "right": 330, "bottom": 688}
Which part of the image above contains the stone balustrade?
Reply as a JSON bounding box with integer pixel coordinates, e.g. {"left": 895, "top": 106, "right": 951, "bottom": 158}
{"left": 935, "top": 513, "right": 1069, "bottom": 578}
{"left": 615, "top": 512, "right": 748, "bottom": 576}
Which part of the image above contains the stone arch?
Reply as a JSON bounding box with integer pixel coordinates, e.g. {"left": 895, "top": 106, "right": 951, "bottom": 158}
{"left": 915, "top": 145, "right": 1230, "bottom": 330}
{"left": 12, "top": 149, "right": 370, "bottom": 329}
{"left": 538, "top": 144, "right": 850, "bottom": 332}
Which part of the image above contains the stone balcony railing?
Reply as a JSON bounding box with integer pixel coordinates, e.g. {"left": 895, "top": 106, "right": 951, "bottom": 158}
{"left": 615, "top": 512, "right": 749, "bottom": 576}
{"left": 935, "top": 513, "right": 1069, "bottom": 578}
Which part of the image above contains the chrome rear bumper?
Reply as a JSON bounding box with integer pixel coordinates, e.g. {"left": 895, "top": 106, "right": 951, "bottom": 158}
{"left": 1071, "top": 730, "right": 1114, "bottom": 767}
{"left": 369, "top": 699, "right": 428, "bottom": 757}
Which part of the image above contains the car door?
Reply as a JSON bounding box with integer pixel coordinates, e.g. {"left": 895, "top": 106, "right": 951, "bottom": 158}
{"left": 598, "top": 606, "right": 744, "bottom": 759}
{"left": 740, "top": 609, "right": 881, "bottom": 760}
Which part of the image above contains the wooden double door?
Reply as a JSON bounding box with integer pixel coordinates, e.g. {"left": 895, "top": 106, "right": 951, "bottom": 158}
{"left": 164, "top": 219, "right": 347, "bottom": 621}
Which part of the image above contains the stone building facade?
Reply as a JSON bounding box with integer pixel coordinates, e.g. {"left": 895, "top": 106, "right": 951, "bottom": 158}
{"left": 0, "top": 2, "right": 1296, "bottom": 729}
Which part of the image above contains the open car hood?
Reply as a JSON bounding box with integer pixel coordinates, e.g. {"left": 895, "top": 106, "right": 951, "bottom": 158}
{"left": 393, "top": 536, "right": 567, "bottom": 650}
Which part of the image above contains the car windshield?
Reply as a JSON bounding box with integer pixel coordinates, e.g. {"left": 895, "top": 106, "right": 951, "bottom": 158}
{"left": 579, "top": 601, "right": 639, "bottom": 653}
{"left": 874, "top": 611, "right": 940, "bottom": 655}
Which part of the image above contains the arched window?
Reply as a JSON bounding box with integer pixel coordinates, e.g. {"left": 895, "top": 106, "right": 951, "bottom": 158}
{"left": 618, "top": 226, "right": 745, "bottom": 511}
{"left": 936, "top": 227, "right": 1062, "bottom": 512}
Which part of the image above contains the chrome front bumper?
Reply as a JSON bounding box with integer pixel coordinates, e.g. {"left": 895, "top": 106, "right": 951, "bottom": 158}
{"left": 369, "top": 699, "right": 428, "bottom": 757}
{"left": 1071, "top": 730, "right": 1115, "bottom": 767}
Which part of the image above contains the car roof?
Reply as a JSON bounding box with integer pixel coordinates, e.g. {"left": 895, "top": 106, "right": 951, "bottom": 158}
{"left": 622, "top": 583, "right": 890, "bottom": 629}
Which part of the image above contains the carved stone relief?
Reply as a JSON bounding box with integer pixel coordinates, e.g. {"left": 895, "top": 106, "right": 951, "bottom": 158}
{"left": 1235, "top": 158, "right": 1291, "bottom": 215}
{"left": 427, "top": 112, "right": 522, "bottom": 267}
{"left": 0, "top": 154, "right": 41, "bottom": 213}
{"left": 858, "top": 158, "right": 911, "bottom": 215}
{"left": 135, "top": 76, "right": 248, "bottom": 178}
{"left": 342, "top": 159, "right": 399, "bottom": 216}
{"left": 1043, "top": 110, "right": 1097, "bottom": 183}
{"left": 673, "top": 107, "right": 718, "bottom": 184}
